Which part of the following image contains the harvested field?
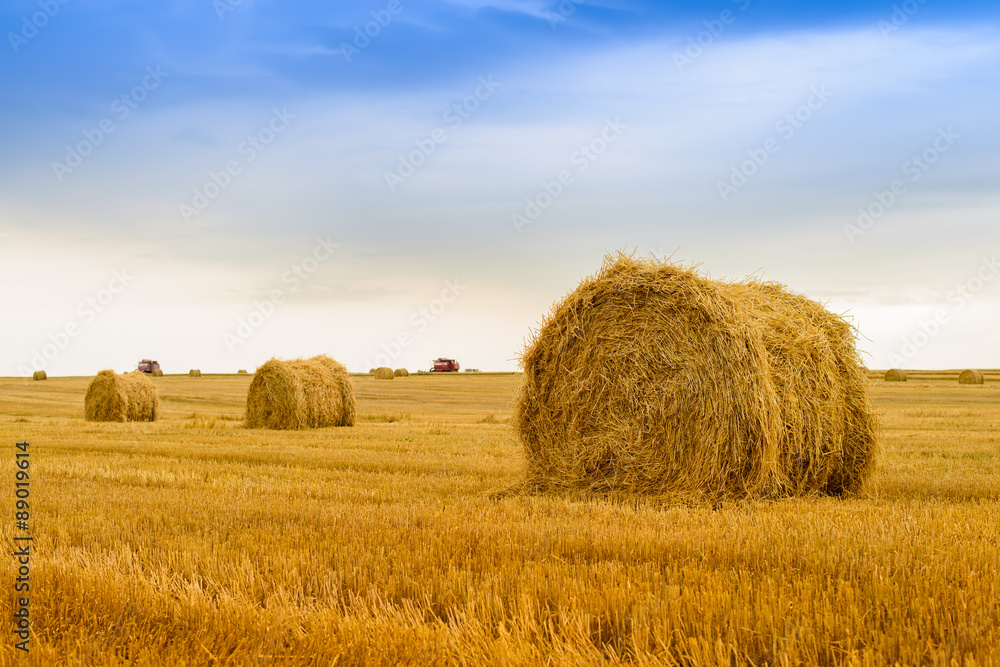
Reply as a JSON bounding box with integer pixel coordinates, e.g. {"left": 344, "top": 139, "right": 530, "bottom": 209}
{"left": 0, "top": 372, "right": 997, "bottom": 665}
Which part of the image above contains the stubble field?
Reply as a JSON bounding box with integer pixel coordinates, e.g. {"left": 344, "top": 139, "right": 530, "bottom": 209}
{"left": 0, "top": 371, "right": 997, "bottom": 666}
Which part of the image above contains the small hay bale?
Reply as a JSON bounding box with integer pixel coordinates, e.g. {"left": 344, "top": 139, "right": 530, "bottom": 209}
{"left": 884, "top": 368, "right": 907, "bottom": 382}
{"left": 514, "top": 253, "right": 879, "bottom": 501}
{"left": 238, "top": 369, "right": 248, "bottom": 375}
{"left": 189, "top": 369, "right": 202, "bottom": 377}
{"left": 32, "top": 370, "right": 46, "bottom": 381}
{"left": 958, "top": 369, "right": 984, "bottom": 384}
{"left": 393, "top": 368, "right": 409, "bottom": 377}
{"left": 151, "top": 369, "right": 164, "bottom": 377}
{"left": 369, "top": 368, "right": 376, "bottom": 374}
{"left": 374, "top": 367, "right": 394, "bottom": 380}
{"left": 85, "top": 370, "right": 159, "bottom": 422}
{"left": 245, "top": 355, "right": 355, "bottom": 429}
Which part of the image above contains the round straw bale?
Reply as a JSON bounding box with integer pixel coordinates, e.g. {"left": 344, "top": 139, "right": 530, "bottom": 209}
{"left": 151, "top": 369, "right": 164, "bottom": 377}
{"left": 374, "top": 367, "right": 394, "bottom": 380}
{"left": 238, "top": 369, "right": 248, "bottom": 374}
{"left": 32, "top": 370, "right": 46, "bottom": 381}
{"left": 393, "top": 368, "right": 409, "bottom": 377}
{"left": 189, "top": 369, "right": 202, "bottom": 377}
{"left": 958, "top": 369, "right": 984, "bottom": 384}
{"left": 245, "top": 355, "right": 355, "bottom": 429}
{"left": 369, "top": 368, "right": 376, "bottom": 374}
{"left": 884, "top": 368, "right": 907, "bottom": 382}
{"left": 85, "top": 370, "right": 159, "bottom": 422}
{"left": 514, "top": 254, "right": 879, "bottom": 500}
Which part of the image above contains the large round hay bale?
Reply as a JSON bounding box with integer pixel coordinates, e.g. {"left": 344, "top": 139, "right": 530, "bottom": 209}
{"left": 884, "top": 368, "right": 907, "bottom": 382}
{"left": 32, "top": 370, "right": 46, "bottom": 381}
{"left": 514, "top": 254, "right": 879, "bottom": 500}
{"left": 958, "top": 369, "right": 984, "bottom": 384}
{"left": 151, "top": 369, "right": 164, "bottom": 377}
{"left": 189, "top": 369, "right": 202, "bottom": 377}
{"left": 373, "top": 367, "right": 394, "bottom": 380}
{"left": 85, "top": 370, "right": 159, "bottom": 422}
{"left": 245, "top": 355, "right": 355, "bottom": 429}
{"left": 393, "top": 368, "right": 409, "bottom": 377}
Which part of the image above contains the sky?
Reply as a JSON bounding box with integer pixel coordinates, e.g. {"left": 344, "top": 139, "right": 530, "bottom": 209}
{"left": 1, "top": 0, "right": 998, "bottom": 375}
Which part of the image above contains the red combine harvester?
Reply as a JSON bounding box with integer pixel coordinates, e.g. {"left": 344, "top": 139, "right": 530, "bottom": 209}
{"left": 431, "top": 358, "right": 460, "bottom": 372}
{"left": 137, "top": 359, "right": 161, "bottom": 373}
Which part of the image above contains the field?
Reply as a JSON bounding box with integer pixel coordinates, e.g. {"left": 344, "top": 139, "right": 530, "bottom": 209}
{"left": 1, "top": 371, "right": 998, "bottom": 666}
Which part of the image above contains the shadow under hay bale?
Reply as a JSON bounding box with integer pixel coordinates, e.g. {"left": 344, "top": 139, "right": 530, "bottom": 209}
{"left": 958, "top": 369, "right": 984, "bottom": 384}
{"left": 150, "top": 369, "right": 164, "bottom": 377}
{"left": 374, "top": 367, "right": 394, "bottom": 380}
{"left": 884, "top": 368, "right": 907, "bottom": 382}
{"left": 32, "top": 370, "right": 46, "bottom": 381}
{"left": 514, "top": 253, "right": 879, "bottom": 501}
{"left": 245, "top": 355, "right": 355, "bottom": 429}
{"left": 85, "top": 370, "right": 159, "bottom": 422}
{"left": 189, "top": 369, "right": 202, "bottom": 377}
{"left": 393, "top": 368, "right": 409, "bottom": 377}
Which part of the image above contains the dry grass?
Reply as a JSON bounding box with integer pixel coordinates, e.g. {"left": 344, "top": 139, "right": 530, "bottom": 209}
{"left": 83, "top": 370, "right": 159, "bottom": 422}
{"left": 515, "top": 254, "right": 877, "bottom": 500}
{"left": 1, "top": 372, "right": 997, "bottom": 665}
{"left": 245, "top": 355, "right": 355, "bottom": 430}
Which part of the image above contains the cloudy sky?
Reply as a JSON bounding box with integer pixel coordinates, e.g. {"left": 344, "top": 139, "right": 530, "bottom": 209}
{"left": 2, "top": 0, "right": 998, "bottom": 375}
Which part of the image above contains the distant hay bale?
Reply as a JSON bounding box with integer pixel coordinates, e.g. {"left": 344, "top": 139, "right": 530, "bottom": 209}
{"left": 151, "top": 369, "right": 164, "bottom": 377}
{"left": 189, "top": 369, "right": 202, "bottom": 377}
{"left": 374, "top": 367, "right": 394, "bottom": 380}
{"left": 369, "top": 368, "right": 376, "bottom": 374}
{"left": 514, "top": 254, "right": 879, "bottom": 501}
{"left": 958, "top": 369, "right": 984, "bottom": 385}
{"left": 245, "top": 355, "right": 355, "bottom": 429}
{"left": 32, "top": 370, "right": 46, "bottom": 381}
{"left": 84, "top": 370, "right": 159, "bottom": 422}
{"left": 237, "top": 369, "right": 248, "bottom": 375}
{"left": 393, "top": 368, "right": 409, "bottom": 377}
{"left": 884, "top": 368, "right": 907, "bottom": 382}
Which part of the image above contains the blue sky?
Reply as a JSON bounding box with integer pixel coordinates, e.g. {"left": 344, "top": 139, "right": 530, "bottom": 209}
{"left": 2, "top": 0, "right": 999, "bottom": 375}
